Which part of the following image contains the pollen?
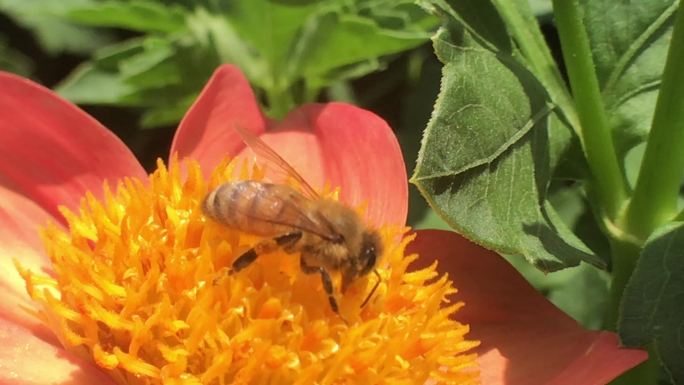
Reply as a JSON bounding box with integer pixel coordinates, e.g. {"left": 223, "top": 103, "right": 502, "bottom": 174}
{"left": 18, "top": 159, "right": 480, "bottom": 385}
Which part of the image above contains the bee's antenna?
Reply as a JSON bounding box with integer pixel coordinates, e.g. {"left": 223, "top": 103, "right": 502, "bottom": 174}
{"left": 360, "top": 269, "right": 382, "bottom": 308}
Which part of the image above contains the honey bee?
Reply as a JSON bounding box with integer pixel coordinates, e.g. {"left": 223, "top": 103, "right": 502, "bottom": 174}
{"left": 202, "top": 126, "right": 382, "bottom": 319}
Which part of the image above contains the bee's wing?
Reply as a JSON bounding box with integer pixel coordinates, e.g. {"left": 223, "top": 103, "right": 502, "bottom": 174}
{"left": 235, "top": 125, "right": 320, "bottom": 201}
{"left": 234, "top": 184, "right": 340, "bottom": 242}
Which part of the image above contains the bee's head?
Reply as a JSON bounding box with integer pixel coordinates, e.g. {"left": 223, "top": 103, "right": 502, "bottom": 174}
{"left": 358, "top": 230, "right": 382, "bottom": 276}
{"left": 341, "top": 230, "right": 382, "bottom": 293}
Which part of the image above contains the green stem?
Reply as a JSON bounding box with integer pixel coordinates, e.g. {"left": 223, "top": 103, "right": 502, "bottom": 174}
{"left": 266, "top": 86, "right": 295, "bottom": 119}
{"left": 603, "top": 240, "right": 639, "bottom": 331}
{"left": 625, "top": 7, "right": 684, "bottom": 240}
{"left": 552, "top": 0, "right": 627, "bottom": 219}
{"left": 493, "top": 0, "right": 580, "bottom": 130}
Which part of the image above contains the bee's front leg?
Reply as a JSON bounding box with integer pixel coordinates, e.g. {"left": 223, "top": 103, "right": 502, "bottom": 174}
{"left": 300, "top": 258, "right": 348, "bottom": 324}
{"left": 231, "top": 231, "right": 302, "bottom": 272}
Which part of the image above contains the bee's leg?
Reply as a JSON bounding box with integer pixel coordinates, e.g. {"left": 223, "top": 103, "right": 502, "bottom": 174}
{"left": 300, "top": 258, "right": 343, "bottom": 318}
{"left": 231, "top": 232, "right": 302, "bottom": 273}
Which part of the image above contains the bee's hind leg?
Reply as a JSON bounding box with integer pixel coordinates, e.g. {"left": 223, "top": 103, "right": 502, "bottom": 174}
{"left": 213, "top": 232, "right": 302, "bottom": 285}
{"left": 231, "top": 231, "right": 302, "bottom": 273}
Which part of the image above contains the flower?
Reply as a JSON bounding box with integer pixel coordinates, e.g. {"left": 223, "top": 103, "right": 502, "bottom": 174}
{"left": 0, "top": 65, "right": 646, "bottom": 385}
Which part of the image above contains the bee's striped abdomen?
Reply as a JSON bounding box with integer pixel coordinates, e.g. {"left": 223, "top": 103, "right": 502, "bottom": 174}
{"left": 202, "top": 181, "right": 305, "bottom": 236}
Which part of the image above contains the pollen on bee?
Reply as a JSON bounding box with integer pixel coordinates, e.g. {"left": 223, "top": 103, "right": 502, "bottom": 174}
{"left": 17, "top": 158, "right": 480, "bottom": 385}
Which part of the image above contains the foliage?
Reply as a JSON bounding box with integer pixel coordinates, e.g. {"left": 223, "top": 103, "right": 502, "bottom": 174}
{"left": 52, "top": 0, "right": 437, "bottom": 126}
{"left": 0, "top": 37, "right": 32, "bottom": 75}
{"left": 0, "top": 0, "right": 112, "bottom": 55}
{"left": 412, "top": 0, "right": 681, "bottom": 383}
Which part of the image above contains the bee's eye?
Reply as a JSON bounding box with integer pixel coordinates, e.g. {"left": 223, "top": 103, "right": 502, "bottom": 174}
{"left": 360, "top": 245, "right": 376, "bottom": 275}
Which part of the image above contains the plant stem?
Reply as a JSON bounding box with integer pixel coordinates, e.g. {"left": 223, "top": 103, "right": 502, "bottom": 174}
{"left": 603, "top": 239, "right": 639, "bottom": 331}
{"left": 552, "top": 0, "right": 627, "bottom": 219}
{"left": 493, "top": 0, "right": 580, "bottom": 130}
{"left": 625, "top": 7, "right": 684, "bottom": 240}
{"left": 266, "top": 86, "right": 295, "bottom": 119}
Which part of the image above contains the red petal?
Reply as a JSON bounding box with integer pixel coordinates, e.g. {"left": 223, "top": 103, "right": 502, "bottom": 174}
{"left": 0, "top": 186, "right": 55, "bottom": 328}
{"left": 171, "top": 64, "right": 268, "bottom": 172}
{"left": 0, "top": 317, "right": 115, "bottom": 385}
{"left": 407, "top": 230, "right": 647, "bottom": 385}
{"left": 259, "top": 103, "right": 408, "bottom": 227}
{"left": 0, "top": 72, "right": 146, "bottom": 221}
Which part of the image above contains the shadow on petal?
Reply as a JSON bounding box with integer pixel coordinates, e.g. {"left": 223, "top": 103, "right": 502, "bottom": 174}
{"left": 407, "top": 229, "right": 647, "bottom": 385}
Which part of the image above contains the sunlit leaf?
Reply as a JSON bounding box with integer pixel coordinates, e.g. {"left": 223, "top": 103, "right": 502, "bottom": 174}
{"left": 66, "top": 0, "right": 186, "bottom": 33}
{"left": 411, "top": 2, "right": 603, "bottom": 271}
{"left": 293, "top": 13, "right": 430, "bottom": 82}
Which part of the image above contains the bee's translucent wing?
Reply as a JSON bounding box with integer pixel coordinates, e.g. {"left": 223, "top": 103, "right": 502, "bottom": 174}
{"left": 226, "top": 183, "right": 340, "bottom": 242}
{"left": 235, "top": 125, "right": 320, "bottom": 200}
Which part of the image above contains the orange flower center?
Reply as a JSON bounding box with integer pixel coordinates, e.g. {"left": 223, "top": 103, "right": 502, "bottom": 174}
{"left": 18, "top": 159, "right": 480, "bottom": 384}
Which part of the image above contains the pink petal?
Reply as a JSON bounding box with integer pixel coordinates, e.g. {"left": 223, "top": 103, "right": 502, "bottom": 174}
{"left": 0, "top": 186, "right": 55, "bottom": 328}
{"left": 171, "top": 64, "right": 268, "bottom": 171}
{"left": 258, "top": 103, "right": 408, "bottom": 227}
{"left": 0, "top": 317, "right": 115, "bottom": 385}
{"left": 0, "top": 72, "right": 146, "bottom": 222}
{"left": 171, "top": 65, "right": 407, "bottom": 226}
{"left": 407, "top": 230, "right": 647, "bottom": 385}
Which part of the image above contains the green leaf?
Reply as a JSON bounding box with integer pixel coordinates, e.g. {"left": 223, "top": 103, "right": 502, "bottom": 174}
{"left": 56, "top": 38, "right": 155, "bottom": 104}
{"left": 620, "top": 221, "right": 684, "bottom": 383}
{"left": 220, "top": 0, "right": 320, "bottom": 80}
{"left": 419, "top": 0, "right": 512, "bottom": 52}
{"left": 582, "top": 0, "right": 678, "bottom": 159}
{"left": 293, "top": 13, "right": 430, "bottom": 81}
{"left": 411, "top": 19, "right": 603, "bottom": 271}
{"left": 0, "top": 0, "right": 112, "bottom": 54}
{"left": 55, "top": 0, "right": 437, "bottom": 125}
{"left": 57, "top": 63, "right": 137, "bottom": 105}
{"left": 191, "top": 0, "right": 436, "bottom": 108}
{"left": 67, "top": 0, "right": 186, "bottom": 33}
{"left": 0, "top": 37, "right": 33, "bottom": 76}
{"left": 57, "top": 34, "right": 219, "bottom": 111}
{"left": 185, "top": 8, "right": 264, "bottom": 85}
{"left": 118, "top": 38, "right": 182, "bottom": 88}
